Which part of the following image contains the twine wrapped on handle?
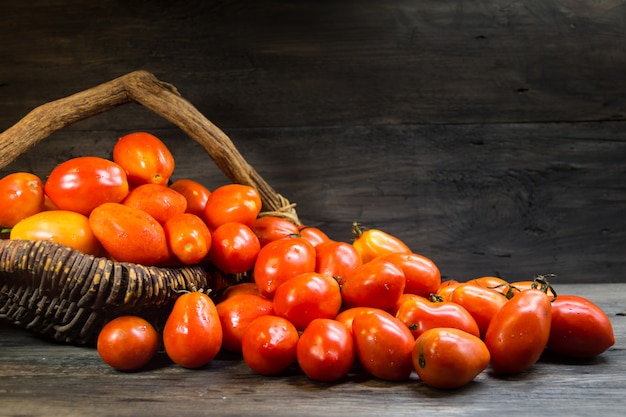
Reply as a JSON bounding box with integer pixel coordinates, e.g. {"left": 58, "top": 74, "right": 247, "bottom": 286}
{"left": 0, "top": 70, "right": 301, "bottom": 344}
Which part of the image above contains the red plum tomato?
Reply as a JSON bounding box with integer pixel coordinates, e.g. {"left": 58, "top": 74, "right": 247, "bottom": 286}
{"left": 215, "top": 282, "right": 261, "bottom": 303}
{"left": 163, "top": 292, "right": 223, "bottom": 369}
{"left": 315, "top": 240, "right": 362, "bottom": 280}
{"left": 45, "top": 156, "right": 129, "bottom": 216}
{"left": 467, "top": 276, "right": 512, "bottom": 295}
{"left": 164, "top": 213, "right": 212, "bottom": 265}
{"left": 112, "top": 131, "right": 175, "bottom": 187}
{"left": 352, "top": 308, "right": 414, "bottom": 381}
{"left": 89, "top": 202, "right": 170, "bottom": 265}
{"left": 448, "top": 283, "right": 509, "bottom": 339}
{"left": 252, "top": 216, "right": 299, "bottom": 247}
{"left": 203, "top": 184, "right": 262, "bottom": 230}
{"left": 241, "top": 315, "right": 299, "bottom": 376}
{"left": 209, "top": 222, "right": 260, "bottom": 274}
{"left": 547, "top": 295, "right": 615, "bottom": 358}
{"left": 341, "top": 259, "right": 406, "bottom": 311}
{"left": 97, "top": 316, "right": 159, "bottom": 371}
{"left": 375, "top": 252, "right": 441, "bottom": 298}
{"left": 485, "top": 287, "right": 552, "bottom": 375}
{"left": 169, "top": 178, "right": 211, "bottom": 218}
{"left": 272, "top": 272, "right": 342, "bottom": 331}
{"left": 253, "top": 236, "right": 316, "bottom": 299}
{"left": 334, "top": 306, "right": 380, "bottom": 335}
{"left": 0, "top": 172, "right": 45, "bottom": 228}
{"left": 297, "top": 318, "right": 355, "bottom": 382}
{"left": 297, "top": 225, "right": 331, "bottom": 248}
{"left": 217, "top": 293, "right": 274, "bottom": 353}
{"left": 413, "top": 327, "right": 490, "bottom": 389}
{"left": 122, "top": 183, "right": 187, "bottom": 225}
{"left": 395, "top": 295, "right": 480, "bottom": 339}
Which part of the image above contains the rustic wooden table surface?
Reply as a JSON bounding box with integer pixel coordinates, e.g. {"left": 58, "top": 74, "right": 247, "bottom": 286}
{"left": 1, "top": 283, "right": 624, "bottom": 417}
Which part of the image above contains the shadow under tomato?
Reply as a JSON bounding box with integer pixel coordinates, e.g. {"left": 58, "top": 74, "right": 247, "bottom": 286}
{"left": 123, "top": 351, "right": 173, "bottom": 373}
{"left": 539, "top": 349, "right": 610, "bottom": 366}
{"left": 133, "top": 349, "right": 247, "bottom": 373}
{"left": 284, "top": 361, "right": 418, "bottom": 391}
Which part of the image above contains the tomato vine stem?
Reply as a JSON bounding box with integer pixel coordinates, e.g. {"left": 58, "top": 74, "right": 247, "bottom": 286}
{"left": 532, "top": 274, "right": 557, "bottom": 301}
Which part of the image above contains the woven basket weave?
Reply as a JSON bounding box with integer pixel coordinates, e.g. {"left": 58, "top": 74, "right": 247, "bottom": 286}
{"left": 0, "top": 70, "right": 299, "bottom": 344}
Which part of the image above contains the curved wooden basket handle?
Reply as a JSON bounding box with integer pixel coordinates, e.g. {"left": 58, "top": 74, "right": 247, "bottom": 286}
{"left": 0, "top": 70, "right": 299, "bottom": 224}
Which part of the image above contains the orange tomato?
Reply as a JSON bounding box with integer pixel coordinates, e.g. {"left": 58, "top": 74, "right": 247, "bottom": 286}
{"left": 352, "top": 308, "right": 415, "bottom": 381}
{"left": 297, "top": 225, "right": 331, "bottom": 248}
{"left": 436, "top": 279, "right": 461, "bottom": 301}
{"left": 209, "top": 222, "right": 261, "bottom": 274}
{"left": 163, "top": 291, "right": 223, "bottom": 368}
{"left": 10, "top": 210, "right": 102, "bottom": 256}
{"left": 509, "top": 280, "right": 534, "bottom": 292}
{"left": 253, "top": 236, "right": 316, "bottom": 299}
{"left": 169, "top": 178, "right": 211, "bottom": 218}
{"left": 448, "top": 283, "right": 509, "bottom": 339}
{"left": 315, "top": 240, "right": 362, "bottom": 280}
{"left": 374, "top": 252, "right": 441, "bottom": 298}
{"left": 164, "top": 213, "right": 212, "bottom": 265}
{"left": 241, "top": 315, "right": 299, "bottom": 376}
{"left": 122, "top": 183, "right": 187, "bottom": 225}
{"left": 112, "top": 131, "right": 175, "bottom": 187}
{"left": 394, "top": 295, "right": 481, "bottom": 339}
{"left": 508, "top": 279, "right": 557, "bottom": 300}
{"left": 390, "top": 293, "right": 422, "bottom": 316}
{"left": 214, "top": 282, "right": 261, "bottom": 303}
{"left": 413, "top": 327, "right": 490, "bottom": 389}
{"left": 272, "top": 272, "right": 342, "bottom": 331}
{"left": 0, "top": 172, "right": 45, "bottom": 228}
{"left": 203, "top": 184, "right": 262, "bottom": 230}
{"left": 485, "top": 287, "right": 552, "bottom": 375}
{"left": 44, "top": 156, "right": 129, "bottom": 216}
{"left": 43, "top": 194, "right": 58, "bottom": 211}
{"left": 351, "top": 222, "right": 411, "bottom": 264}
{"left": 216, "top": 293, "right": 274, "bottom": 353}
{"left": 468, "top": 276, "right": 511, "bottom": 295}
{"left": 341, "top": 259, "right": 406, "bottom": 312}
{"left": 296, "top": 318, "right": 355, "bottom": 382}
{"left": 252, "top": 216, "right": 299, "bottom": 247}
{"left": 89, "top": 202, "right": 170, "bottom": 265}
{"left": 334, "top": 306, "right": 379, "bottom": 335}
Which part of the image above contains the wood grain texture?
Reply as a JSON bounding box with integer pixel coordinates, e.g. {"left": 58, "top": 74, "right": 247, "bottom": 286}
{"left": 1, "top": 283, "right": 625, "bottom": 417}
{"left": 1, "top": 0, "right": 625, "bottom": 129}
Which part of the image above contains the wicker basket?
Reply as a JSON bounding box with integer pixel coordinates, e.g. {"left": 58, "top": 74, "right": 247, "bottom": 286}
{"left": 0, "top": 70, "right": 300, "bottom": 344}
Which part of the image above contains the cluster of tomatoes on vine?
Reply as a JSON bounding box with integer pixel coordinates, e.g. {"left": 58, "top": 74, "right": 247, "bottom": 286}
{"left": 0, "top": 131, "right": 615, "bottom": 390}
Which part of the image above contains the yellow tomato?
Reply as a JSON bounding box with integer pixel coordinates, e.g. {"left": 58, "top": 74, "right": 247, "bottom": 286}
{"left": 351, "top": 222, "right": 411, "bottom": 264}
{"left": 10, "top": 210, "right": 103, "bottom": 256}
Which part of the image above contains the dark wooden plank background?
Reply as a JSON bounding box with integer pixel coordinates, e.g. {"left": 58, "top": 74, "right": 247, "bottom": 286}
{"left": 1, "top": 0, "right": 625, "bottom": 283}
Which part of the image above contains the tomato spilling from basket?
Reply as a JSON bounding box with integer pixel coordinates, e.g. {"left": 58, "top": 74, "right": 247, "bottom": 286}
{"left": 0, "top": 71, "right": 615, "bottom": 390}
